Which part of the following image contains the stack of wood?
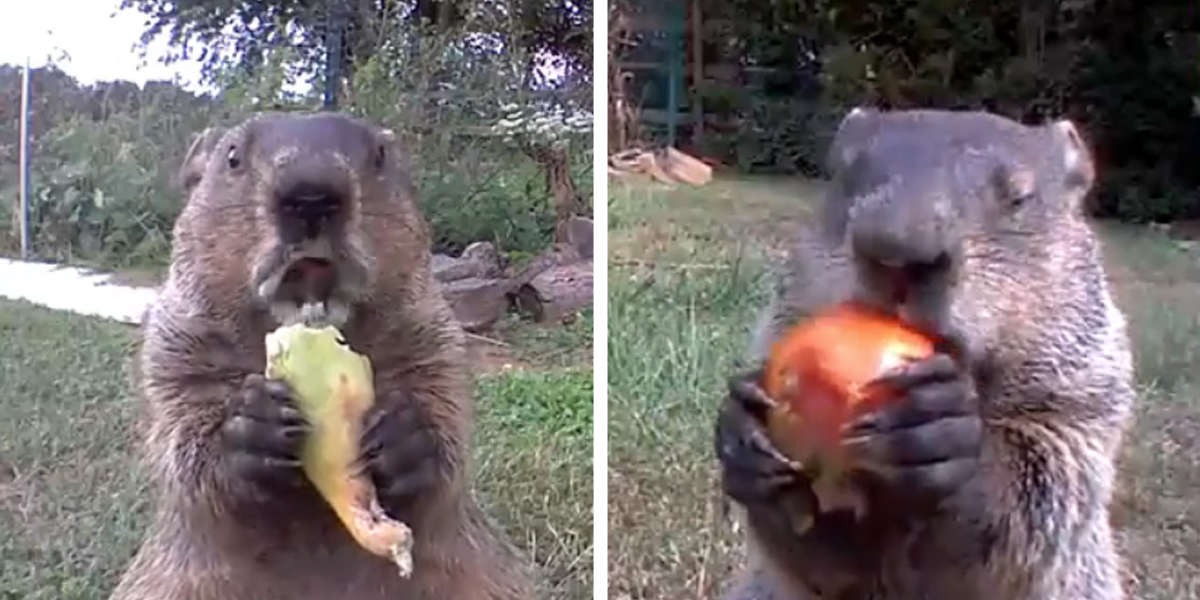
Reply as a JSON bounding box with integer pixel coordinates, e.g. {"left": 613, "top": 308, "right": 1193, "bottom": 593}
{"left": 434, "top": 241, "right": 510, "bottom": 333}
{"left": 608, "top": 146, "right": 714, "bottom": 186}
{"left": 433, "top": 216, "right": 594, "bottom": 332}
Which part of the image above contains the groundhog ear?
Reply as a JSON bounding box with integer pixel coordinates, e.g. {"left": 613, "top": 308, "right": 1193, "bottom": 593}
{"left": 826, "top": 106, "right": 878, "bottom": 175}
{"left": 1050, "top": 119, "right": 1094, "bottom": 193}
{"left": 377, "top": 127, "right": 415, "bottom": 174}
{"left": 176, "top": 127, "right": 226, "bottom": 194}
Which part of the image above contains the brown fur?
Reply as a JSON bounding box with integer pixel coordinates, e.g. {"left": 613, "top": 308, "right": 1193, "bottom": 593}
{"left": 109, "top": 112, "right": 532, "bottom": 600}
{"left": 724, "top": 108, "right": 1134, "bottom": 599}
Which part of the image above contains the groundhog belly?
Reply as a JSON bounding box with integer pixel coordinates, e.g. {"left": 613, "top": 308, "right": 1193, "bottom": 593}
{"left": 132, "top": 507, "right": 409, "bottom": 600}
{"left": 209, "top": 541, "right": 415, "bottom": 599}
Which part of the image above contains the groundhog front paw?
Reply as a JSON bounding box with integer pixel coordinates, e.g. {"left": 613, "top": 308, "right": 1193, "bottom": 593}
{"left": 359, "top": 397, "right": 440, "bottom": 520}
{"left": 716, "top": 370, "right": 819, "bottom": 534}
{"left": 840, "top": 353, "right": 982, "bottom": 512}
{"left": 221, "top": 374, "right": 312, "bottom": 499}
{"left": 716, "top": 369, "right": 807, "bottom": 503}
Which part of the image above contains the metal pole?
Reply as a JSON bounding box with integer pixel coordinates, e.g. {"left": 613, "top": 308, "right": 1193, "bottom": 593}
{"left": 665, "top": 0, "right": 683, "bottom": 148}
{"left": 323, "top": 0, "right": 345, "bottom": 110}
{"left": 19, "top": 57, "right": 32, "bottom": 260}
{"left": 691, "top": 0, "right": 703, "bottom": 146}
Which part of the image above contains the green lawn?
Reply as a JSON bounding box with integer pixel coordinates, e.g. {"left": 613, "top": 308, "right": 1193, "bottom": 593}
{"left": 607, "top": 175, "right": 1200, "bottom": 600}
{"left": 0, "top": 299, "right": 592, "bottom": 600}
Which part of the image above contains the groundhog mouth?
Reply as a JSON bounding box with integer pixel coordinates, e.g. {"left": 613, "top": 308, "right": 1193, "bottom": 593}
{"left": 257, "top": 255, "right": 353, "bottom": 329}
{"left": 282, "top": 258, "right": 335, "bottom": 299}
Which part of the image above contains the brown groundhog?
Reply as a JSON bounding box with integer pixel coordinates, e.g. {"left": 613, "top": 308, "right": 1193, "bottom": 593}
{"left": 109, "top": 112, "right": 533, "bottom": 600}
{"left": 714, "top": 108, "right": 1135, "bottom": 599}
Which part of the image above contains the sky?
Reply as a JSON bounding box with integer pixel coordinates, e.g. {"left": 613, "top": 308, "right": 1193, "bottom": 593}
{"left": 2, "top": 1, "right": 207, "bottom": 91}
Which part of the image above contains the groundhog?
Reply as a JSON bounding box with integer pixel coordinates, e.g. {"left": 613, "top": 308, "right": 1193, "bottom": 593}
{"left": 109, "top": 112, "right": 533, "bottom": 600}
{"left": 714, "top": 108, "right": 1135, "bottom": 599}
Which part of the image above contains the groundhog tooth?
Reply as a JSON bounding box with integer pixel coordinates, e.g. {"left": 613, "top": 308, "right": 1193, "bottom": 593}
{"left": 299, "top": 301, "right": 330, "bottom": 326}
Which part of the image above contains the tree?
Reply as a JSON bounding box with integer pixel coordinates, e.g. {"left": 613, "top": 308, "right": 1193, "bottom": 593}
{"left": 119, "top": 0, "right": 592, "bottom": 94}
{"left": 614, "top": 0, "right": 1199, "bottom": 219}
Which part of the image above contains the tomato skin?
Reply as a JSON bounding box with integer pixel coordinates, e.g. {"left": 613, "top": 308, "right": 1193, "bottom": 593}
{"left": 763, "top": 302, "right": 936, "bottom": 465}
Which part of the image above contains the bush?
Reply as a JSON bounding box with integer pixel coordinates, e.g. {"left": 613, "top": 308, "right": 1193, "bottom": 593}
{"left": 17, "top": 114, "right": 174, "bottom": 267}
{"left": 645, "top": 0, "right": 1200, "bottom": 223}
{"left": 716, "top": 98, "right": 843, "bottom": 177}
{"left": 1, "top": 14, "right": 592, "bottom": 270}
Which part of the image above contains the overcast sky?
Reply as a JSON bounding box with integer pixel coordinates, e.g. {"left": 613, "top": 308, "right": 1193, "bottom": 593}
{"left": 2, "top": 1, "right": 207, "bottom": 91}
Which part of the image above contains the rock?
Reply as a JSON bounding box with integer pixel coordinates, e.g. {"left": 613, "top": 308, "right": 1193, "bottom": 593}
{"left": 431, "top": 241, "right": 503, "bottom": 282}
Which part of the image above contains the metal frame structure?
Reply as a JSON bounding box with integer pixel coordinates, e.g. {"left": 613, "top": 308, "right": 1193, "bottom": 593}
{"left": 614, "top": 0, "right": 688, "bottom": 147}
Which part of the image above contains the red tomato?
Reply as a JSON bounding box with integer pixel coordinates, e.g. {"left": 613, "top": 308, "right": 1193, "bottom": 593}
{"left": 763, "top": 302, "right": 935, "bottom": 464}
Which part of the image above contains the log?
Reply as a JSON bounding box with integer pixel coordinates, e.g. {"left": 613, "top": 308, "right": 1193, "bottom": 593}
{"left": 607, "top": 147, "right": 712, "bottom": 186}
{"left": 433, "top": 237, "right": 601, "bottom": 331}
{"left": 608, "top": 148, "right": 644, "bottom": 171}
{"left": 432, "top": 241, "right": 503, "bottom": 282}
{"left": 512, "top": 259, "right": 594, "bottom": 323}
{"left": 639, "top": 151, "right": 679, "bottom": 185}
{"left": 508, "top": 242, "right": 583, "bottom": 291}
{"left": 440, "top": 277, "right": 511, "bottom": 332}
{"left": 660, "top": 147, "right": 713, "bottom": 186}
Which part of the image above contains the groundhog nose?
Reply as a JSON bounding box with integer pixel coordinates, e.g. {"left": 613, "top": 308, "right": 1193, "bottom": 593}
{"left": 862, "top": 250, "right": 956, "bottom": 305}
{"left": 851, "top": 216, "right": 959, "bottom": 285}
{"left": 278, "top": 183, "right": 344, "bottom": 241}
{"left": 281, "top": 186, "right": 341, "bottom": 219}
{"left": 885, "top": 250, "right": 954, "bottom": 281}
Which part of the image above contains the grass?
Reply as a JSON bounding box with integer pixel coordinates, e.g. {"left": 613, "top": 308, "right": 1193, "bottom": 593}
{"left": 490, "top": 308, "right": 595, "bottom": 370}
{"left": 607, "top": 175, "right": 1200, "bottom": 600}
{"left": 0, "top": 297, "right": 592, "bottom": 600}
{"left": 1095, "top": 221, "right": 1200, "bottom": 598}
{"left": 475, "top": 367, "right": 593, "bottom": 599}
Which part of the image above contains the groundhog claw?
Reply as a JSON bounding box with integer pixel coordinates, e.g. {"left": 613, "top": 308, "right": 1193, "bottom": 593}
{"left": 360, "top": 399, "right": 441, "bottom": 518}
{"left": 221, "top": 374, "right": 311, "bottom": 497}
{"left": 727, "top": 369, "right": 781, "bottom": 414}
{"left": 841, "top": 353, "right": 981, "bottom": 509}
{"left": 716, "top": 369, "right": 809, "bottom": 506}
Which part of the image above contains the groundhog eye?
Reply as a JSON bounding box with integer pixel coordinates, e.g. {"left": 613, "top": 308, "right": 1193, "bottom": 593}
{"left": 227, "top": 145, "right": 241, "bottom": 169}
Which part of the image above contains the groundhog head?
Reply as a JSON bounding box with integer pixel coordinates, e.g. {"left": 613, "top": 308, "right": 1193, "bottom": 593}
{"left": 819, "top": 108, "right": 1098, "bottom": 362}
{"left": 172, "top": 112, "right": 430, "bottom": 329}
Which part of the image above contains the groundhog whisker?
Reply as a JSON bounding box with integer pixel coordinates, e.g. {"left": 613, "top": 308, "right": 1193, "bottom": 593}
{"left": 210, "top": 203, "right": 258, "bottom": 211}
{"left": 360, "top": 211, "right": 413, "bottom": 218}
{"left": 963, "top": 229, "right": 1039, "bottom": 241}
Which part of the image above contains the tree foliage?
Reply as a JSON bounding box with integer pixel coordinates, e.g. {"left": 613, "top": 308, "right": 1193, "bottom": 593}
{"left": 119, "top": 0, "right": 591, "bottom": 92}
{"left": 3, "top": 0, "right": 594, "bottom": 269}
{"left": 621, "top": 0, "right": 1200, "bottom": 221}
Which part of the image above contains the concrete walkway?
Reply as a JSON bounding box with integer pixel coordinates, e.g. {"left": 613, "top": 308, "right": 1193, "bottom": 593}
{"left": 0, "top": 258, "right": 158, "bottom": 325}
